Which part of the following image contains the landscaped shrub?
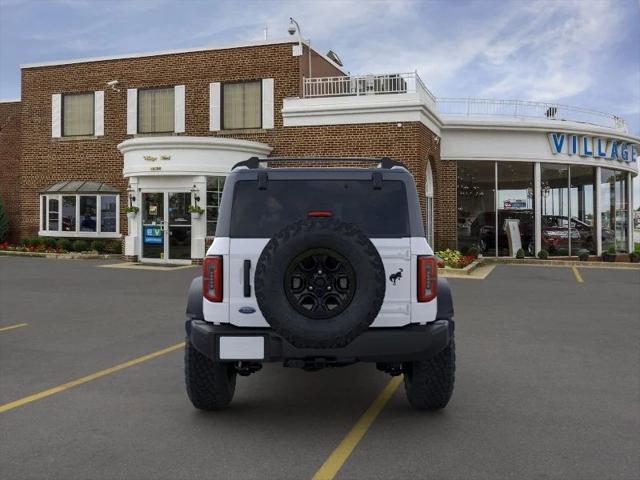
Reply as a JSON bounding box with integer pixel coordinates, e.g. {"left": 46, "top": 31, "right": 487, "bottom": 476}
{"left": 607, "top": 244, "right": 616, "bottom": 254}
{"left": 91, "top": 240, "right": 106, "bottom": 253}
{"left": 577, "top": 249, "right": 589, "bottom": 261}
{"left": 467, "top": 246, "right": 479, "bottom": 258}
{"left": 72, "top": 239, "right": 89, "bottom": 252}
{"left": 537, "top": 249, "right": 549, "bottom": 260}
{"left": 515, "top": 248, "right": 525, "bottom": 259}
{"left": 58, "top": 238, "right": 72, "bottom": 252}
{"left": 106, "top": 240, "right": 122, "bottom": 254}
{"left": 41, "top": 237, "right": 57, "bottom": 249}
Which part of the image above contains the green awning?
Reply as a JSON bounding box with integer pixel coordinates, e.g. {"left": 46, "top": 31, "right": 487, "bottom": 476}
{"left": 41, "top": 181, "right": 120, "bottom": 194}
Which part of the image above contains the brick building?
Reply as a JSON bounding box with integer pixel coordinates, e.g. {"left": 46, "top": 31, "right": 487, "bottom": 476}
{"left": 1, "top": 38, "right": 638, "bottom": 262}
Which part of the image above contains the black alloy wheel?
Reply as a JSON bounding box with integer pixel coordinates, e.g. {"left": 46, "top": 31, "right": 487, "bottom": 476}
{"left": 284, "top": 248, "right": 356, "bottom": 319}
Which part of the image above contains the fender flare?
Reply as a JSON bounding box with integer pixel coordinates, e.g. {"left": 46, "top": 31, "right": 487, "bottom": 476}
{"left": 436, "top": 277, "right": 454, "bottom": 320}
{"left": 186, "top": 276, "right": 204, "bottom": 320}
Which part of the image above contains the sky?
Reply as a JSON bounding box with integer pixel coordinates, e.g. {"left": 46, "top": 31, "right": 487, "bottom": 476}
{"left": 0, "top": 0, "right": 639, "bottom": 205}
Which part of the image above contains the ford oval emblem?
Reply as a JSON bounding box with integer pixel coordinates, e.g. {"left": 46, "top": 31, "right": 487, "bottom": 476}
{"left": 238, "top": 306, "right": 256, "bottom": 314}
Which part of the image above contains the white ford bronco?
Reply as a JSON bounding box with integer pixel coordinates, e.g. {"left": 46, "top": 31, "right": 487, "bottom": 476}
{"left": 184, "top": 157, "right": 455, "bottom": 410}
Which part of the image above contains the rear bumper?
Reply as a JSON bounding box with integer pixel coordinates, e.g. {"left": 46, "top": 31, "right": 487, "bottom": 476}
{"left": 186, "top": 319, "right": 453, "bottom": 364}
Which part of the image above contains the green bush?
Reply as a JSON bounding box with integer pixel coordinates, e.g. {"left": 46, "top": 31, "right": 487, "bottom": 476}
{"left": 72, "top": 239, "right": 89, "bottom": 252}
{"left": 58, "top": 238, "right": 72, "bottom": 252}
{"left": 91, "top": 240, "right": 106, "bottom": 253}
{"left": 537, "top": 249, "right": 549, "bottom": 260}
{"left": 41, "top": 237, "right": 57, "bottom": 249}
{"left": 0, "top": 195, "right": 9, "bottom": 242}
{"left": 577, "top": 249, "right": 590, "bottom": 261}
{"left": 467, "top": 246, "right": 479, "bottom": 258}
{"left": 606, "top": 244, "right": 616, "bottom": 254}
{"left": 106, "top": 240, "right": 122, "bottom": 254}
{"left": 435, "top": 249, "right": 462, "bottom": 267}
{"left": 515, "top": 248, "right": 525, "bottom": 259}
{"left": 635, "top": 243, "right": 640, "bottom": 253}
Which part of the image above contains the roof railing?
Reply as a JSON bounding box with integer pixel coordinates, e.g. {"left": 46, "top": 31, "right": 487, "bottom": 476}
{"left": 435, "top": 97, "right": 628, "bottom": 132}
{"left": 303, "top": 72, "right": 436, "bottom": 102}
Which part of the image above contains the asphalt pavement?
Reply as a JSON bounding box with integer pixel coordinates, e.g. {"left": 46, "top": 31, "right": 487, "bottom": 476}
{"left": 1, "top": 257, "right": 638, "bottom": 480}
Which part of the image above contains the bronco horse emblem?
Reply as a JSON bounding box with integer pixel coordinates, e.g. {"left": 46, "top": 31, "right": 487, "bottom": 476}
{"left": 389, "top": 268, "right": 403, "bottom": 285}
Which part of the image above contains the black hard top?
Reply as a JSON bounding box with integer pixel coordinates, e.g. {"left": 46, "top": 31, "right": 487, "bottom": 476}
{"left": 216, "top": 157, "right": 426, "bottom": 238}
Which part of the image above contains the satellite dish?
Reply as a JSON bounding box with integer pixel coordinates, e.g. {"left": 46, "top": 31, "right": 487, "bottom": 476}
{"left": 326, "top": 50, "right": 343, "bottom": 67}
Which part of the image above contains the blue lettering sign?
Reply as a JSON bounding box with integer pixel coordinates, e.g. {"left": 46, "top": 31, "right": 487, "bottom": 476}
{"left": 595, "top": 138, "right": 607, "bottom": 157}
{"left": 569, "top": 135, "right": 578, "bottom": 155}
{"left": 631, "top": 144, "right": 638, "bottom": 162}
{"left": 549, "top": 133, "right": 565, "bottom": 154}
{"left": 621, "top": 143, "right": 628, "bottom": 162}
{"left": 610, "top": 141, "right": 619, "bottom": 160}
{"left": 580, "top": 136, "right": 593, "bottom": 156}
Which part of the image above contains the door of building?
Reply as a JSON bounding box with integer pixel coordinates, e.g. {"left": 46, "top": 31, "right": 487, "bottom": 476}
{"left": 141, "top": 191, "right": 191, "bottom": 264}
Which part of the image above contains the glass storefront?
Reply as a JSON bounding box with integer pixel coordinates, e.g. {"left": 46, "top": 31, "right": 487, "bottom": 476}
{"left": 570, "top": 166, "right": 596, "bottom": 254}
{"left": 497, "top": 162, "right": 534, "bottom": 256}
{"left": 458, "top": 161, "right": 619, "bottom": 257}
{"left": 601, "top": 168, "right": 629, "bottom": 252}
{"left": 457, "top": 161, "right": 496, "bottom": 256}
{"left": 541, "top": 164, "right": 570, "bottom": 255}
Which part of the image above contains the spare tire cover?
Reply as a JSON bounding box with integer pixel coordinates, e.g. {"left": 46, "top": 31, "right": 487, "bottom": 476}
{"left": 254, "top": 218, "right": 385, "bottom": 348}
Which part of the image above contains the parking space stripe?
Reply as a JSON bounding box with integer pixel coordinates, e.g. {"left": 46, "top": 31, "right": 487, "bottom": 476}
{"left": 312, "top": 375, "right": 403, "bottom": 480}
{"left": 572, "top": 266, "right": 584, "bottom": 283}
{"left": 0, "top": 341, "right": 185, "bottom": 414}
{"left": 0, "top": 323, "right": 28, "bottom": 333}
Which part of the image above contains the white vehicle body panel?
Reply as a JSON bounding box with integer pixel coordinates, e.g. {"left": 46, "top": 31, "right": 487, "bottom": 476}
{"left": 202, "top": 236, "right": 437, "bottom": 327}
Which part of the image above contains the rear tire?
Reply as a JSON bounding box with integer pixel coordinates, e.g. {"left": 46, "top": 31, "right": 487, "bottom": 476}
{"left": 403, "top": 334, "right": 455, "bottom": 410}
{"left": 185, "top": 339, "right": 236, "bottom": 410}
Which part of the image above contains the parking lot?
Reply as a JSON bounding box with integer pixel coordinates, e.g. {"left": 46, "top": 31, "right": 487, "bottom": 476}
{"left": 1, "top": 256, "right": 639, "bottom": 480}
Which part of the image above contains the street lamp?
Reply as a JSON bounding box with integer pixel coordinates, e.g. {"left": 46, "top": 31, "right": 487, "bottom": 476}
{"left": 288, "top": 17, "right": 312, "bottom": 79}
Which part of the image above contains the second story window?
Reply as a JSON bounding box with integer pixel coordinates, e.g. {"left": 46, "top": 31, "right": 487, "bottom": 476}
{"left": 63, "top": 92, "right": 94, "bottom": 136}
{"left": 138, "top": 87, "right": 174, "bottom": 133}
{"left": 223, "top": 81, "right": 261, "bottom": 129}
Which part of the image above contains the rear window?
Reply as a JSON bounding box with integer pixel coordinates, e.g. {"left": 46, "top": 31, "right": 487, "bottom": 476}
{"left": 230, "top": 179, "right": 410, "bottom": 238}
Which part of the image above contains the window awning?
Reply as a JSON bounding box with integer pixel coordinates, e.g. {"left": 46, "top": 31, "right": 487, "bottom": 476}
{"left": 41, "top": 181, "right": 120, "bottom": 194}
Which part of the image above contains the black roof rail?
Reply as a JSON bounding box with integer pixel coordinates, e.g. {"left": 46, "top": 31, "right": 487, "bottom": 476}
{"left": 231, "top": 156, "right": 406, "bottom": 170}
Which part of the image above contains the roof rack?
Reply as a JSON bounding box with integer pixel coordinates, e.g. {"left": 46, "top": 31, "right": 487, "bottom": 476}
{"left": 231, "top": 156, "right": 406, "bottom": 170}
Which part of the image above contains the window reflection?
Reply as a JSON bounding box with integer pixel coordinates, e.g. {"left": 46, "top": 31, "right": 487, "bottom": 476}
{"left": 541, "top": 164, "right": 570, "bottom": 256}
{"left": 457, "top": 161, "right": 496, "bottom": 255}
{"left": 497, "top": 162, "right": 534, "bottom": 256}
{"left": 601, "top": 169, "right": 629, "bottom": 253}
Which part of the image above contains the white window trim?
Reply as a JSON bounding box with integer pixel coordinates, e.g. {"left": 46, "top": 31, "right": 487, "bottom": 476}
{"left": 38, "top": 193, "right": 120, "bottom": 238}
{"left": 94, "top": 90, "right": 104, "bottom": 136}
{"left": 209, "top": 82, "right": 221, "bottom": 131}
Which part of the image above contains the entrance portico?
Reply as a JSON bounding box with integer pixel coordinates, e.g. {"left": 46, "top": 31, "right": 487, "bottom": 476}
{"left": 118, "top": 136, "right": 272, "bottom": 263}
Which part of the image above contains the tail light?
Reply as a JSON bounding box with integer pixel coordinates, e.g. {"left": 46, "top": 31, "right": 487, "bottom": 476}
{"left": 417, "top": 255, "right": 438, "bottom": 302}
{"left": 203, "top": 256, "right": 223, "bottom": 302}
{"left": 307, "top": 210, "right": 333, "bottom": 217}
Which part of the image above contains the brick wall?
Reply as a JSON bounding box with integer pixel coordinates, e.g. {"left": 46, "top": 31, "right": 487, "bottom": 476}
{"left": 15, "top": 41, "right": 451, "bottom": 248}
{"left": 0, "top": 101, "right": 21, "bottom": 242}
{"left": 18, "top": 42, "right": 303, "bottom": 240}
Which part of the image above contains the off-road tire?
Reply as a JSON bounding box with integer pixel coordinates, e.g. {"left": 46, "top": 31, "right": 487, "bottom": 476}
{"left": 185, "top": 339, "right": 236, "bottom": 410}
{"left": 254, "top": 218, "right": 385, "bottom": 349}
{"left": 403, "top": 334, "right": 455, "bottom": 410}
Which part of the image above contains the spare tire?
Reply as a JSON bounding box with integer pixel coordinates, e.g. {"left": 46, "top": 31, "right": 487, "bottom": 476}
{"left": 254, "top": 218, "right": 385, "bottom": 348}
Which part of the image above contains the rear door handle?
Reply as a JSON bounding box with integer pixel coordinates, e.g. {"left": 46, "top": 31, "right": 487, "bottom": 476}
{"left": 243, "top": 260, "right": 251, "bottom": 297}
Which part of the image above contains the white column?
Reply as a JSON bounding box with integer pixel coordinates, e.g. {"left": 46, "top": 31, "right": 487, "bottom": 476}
{"left": 124, "top": 177, "right": 140, "bottom": 259}
{"left": 595, "top": 167, "right": 602, "bottom": 255}
{"left": 191, "top": 175, "right": 207, "bottom": 260}
{"left": 534, "top": 162, "right": 541, "bottom": 256}
{"left": 628, "top": 171, "right": 633, "bottom": 253}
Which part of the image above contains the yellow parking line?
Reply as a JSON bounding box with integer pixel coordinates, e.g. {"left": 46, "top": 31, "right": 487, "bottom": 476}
{"left": 0, "top": 323, "right": 28, "bottom": 333}
{"left": 0, "top": 341, "right": 185, "bottom": 414}
{"left": 572, "top": 266, "right": 584, "bottom": 283}
{"left": 312, "top": 375, "right": 403, "bottom": 480}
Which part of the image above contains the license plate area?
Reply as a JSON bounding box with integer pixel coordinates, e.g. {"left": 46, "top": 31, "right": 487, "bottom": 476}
{"left": 218, "top": 336, "right": 265, "bottom": 360}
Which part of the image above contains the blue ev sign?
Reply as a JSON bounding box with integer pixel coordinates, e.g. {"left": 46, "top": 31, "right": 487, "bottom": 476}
{"left": 548, "top": 132, "right": 638, "bottom": 163}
